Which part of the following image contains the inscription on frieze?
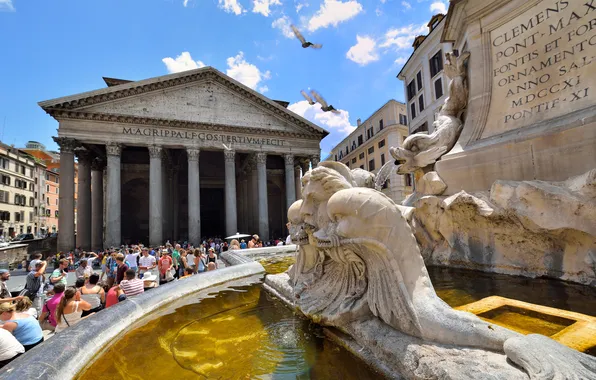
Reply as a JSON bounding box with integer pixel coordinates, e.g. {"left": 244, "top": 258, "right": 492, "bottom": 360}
{"left": 482, "top": 0, "right": 594, "bottom": 138}
{"left": 122, "top": 127, "right": 287, "bottom": 146}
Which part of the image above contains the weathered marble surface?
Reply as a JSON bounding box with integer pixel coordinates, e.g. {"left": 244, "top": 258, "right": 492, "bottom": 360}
{"left": 266, "top": 272, "right": 527, "bottom": 380}
{"left": 410, "top": 169, "right": 596, "bottom": 286}
{"left": 272, "top": 161, "right": 596, "bottom": 379}
{"left": 391, "top": 52, "right": 470, "bottom": 174}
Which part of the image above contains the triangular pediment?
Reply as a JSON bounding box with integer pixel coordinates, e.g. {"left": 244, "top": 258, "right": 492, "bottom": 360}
{"left": 39, "top": 67, "right": 327, "bottom": 139}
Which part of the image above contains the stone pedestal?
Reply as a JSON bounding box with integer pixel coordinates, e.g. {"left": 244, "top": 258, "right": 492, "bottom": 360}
{"left": 187, "top": 148, "right": 201, "bottom": 245}
{"left": 437, "top": 0, "right": 596, "bottom": 194}
{"left": 224, "top": 150, "right": 238, "bottom": 237}
{"left": 91, "top": 159, "right": 104, "bottom": 251}
{"left": 148, "top": 145, "right": 163, "bottom": 247}
{"left": 53, "top": 137, "right": 79, "bottom": 253}
{"left": 105, "top": 143, "right": 122, "bottom": 248}
{"left": 75, "top": 149, "right": 92, "bottom": 251}
{"left": 256, "top": 152, "right": 269, "bottom": 240}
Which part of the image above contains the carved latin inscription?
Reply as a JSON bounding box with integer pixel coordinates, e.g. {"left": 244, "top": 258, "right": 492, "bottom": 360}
{"left": 482, "top": 0, "right": 595, "bottom": 138}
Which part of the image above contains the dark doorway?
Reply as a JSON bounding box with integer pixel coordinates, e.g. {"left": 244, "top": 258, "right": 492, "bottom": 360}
{"left": 121, "top": 178, "right": 149, "bottom": 244}
{"left": 200, "top": 187, "right": 225, "bottom": 239}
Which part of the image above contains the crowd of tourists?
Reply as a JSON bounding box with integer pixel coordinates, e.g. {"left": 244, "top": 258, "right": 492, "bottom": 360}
{"left": 0, "top": 231, "right": 294, "bottom": 367}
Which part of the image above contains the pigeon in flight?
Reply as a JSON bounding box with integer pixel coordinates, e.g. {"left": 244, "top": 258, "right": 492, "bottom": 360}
{"left": 291, "top": 25, "right": 322, "bottom": 49}
{"left": 310, "top": 90, "right": 340, "bottom": 114}
{"left": 301, "top": 90, "right": 315, "bottom": 105}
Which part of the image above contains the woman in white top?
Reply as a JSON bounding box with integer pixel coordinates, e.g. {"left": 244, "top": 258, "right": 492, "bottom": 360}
{"left": 0, "top": 328, "right": 24, "bottom": 368}
{"left": 54, "top": 287, "right": 92, "bottom": 333}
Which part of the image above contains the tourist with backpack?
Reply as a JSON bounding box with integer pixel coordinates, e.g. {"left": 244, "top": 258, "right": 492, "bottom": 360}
{"left": 23, "top": 261, "right": 47, "bottom": 314}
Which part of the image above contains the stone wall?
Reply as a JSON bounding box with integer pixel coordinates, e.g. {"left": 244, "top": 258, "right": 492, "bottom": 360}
{"left": 408, "top": 169, "right": 596, "bottom": 286}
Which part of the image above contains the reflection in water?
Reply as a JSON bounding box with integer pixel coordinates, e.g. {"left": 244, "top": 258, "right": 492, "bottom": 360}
{"left": 258, "top": 255, "right": 297, "bottom": 275}
{"left": 77, "top": 285, "right": 380, "bottom": 380}
{"left": 428, "top": 267, "right": 596, "bottom": 316}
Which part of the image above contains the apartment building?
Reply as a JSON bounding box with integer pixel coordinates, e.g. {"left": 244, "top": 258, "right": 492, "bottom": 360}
{"left": 325, "top": 100, "right": 412, "bottom": 203}
{"left": 22, "top": 141, "right": 78, "bottom": 234}
{"left": 0, "top": 142, "right": 47, "bottom": 238}
{"left": 397, "top": 14, "right": 453, "bottom": 135}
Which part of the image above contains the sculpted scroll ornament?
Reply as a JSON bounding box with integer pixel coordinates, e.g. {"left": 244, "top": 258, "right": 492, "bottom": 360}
{"left": 147, "top": 145, "right": 163, "bottom": 159}
{"left": 53, "top": 137, "right": 80, "bottom": 153}
{"left": 286, "top": 161, "right": 596, "bottom": 378}
{"left": 74, "top": 148, "right": 93, "bottom": 164}
{"left": 284, "top": 154, "right": 294, "bottom": 166}
{"left": 106, "top": 143, "right": 123, "bottom": 156}
{"left": 390, "top": 51, "right": 471, "bottom": 174}
{"left": 224, "top": 150, "right": 236, "bottom": 162}
{"left": 256, "top": 152, "right": 267, "bottom": 165}
{"left": 186, "top": 148, "right": 200, "bottom": 162}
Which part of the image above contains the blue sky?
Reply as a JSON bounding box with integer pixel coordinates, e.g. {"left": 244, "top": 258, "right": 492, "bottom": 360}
{"left": 0, "top": 0, "right": 447, "bottom": 156}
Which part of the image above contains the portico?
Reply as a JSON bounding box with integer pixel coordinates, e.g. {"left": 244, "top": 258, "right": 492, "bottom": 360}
{"left": 40, "top": 67, "right": 327, "bottom": 252}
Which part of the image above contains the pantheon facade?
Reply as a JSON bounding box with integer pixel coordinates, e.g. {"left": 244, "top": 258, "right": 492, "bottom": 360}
{"left": 39, "top": 67, "right": 327, "bottom": 252}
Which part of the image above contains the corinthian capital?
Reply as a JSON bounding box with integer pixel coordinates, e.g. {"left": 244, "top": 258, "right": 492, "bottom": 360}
{"left": 284, "top": 154, "right": 294, "bottom": 166}
{"left": 148, "top": 145, "right": 163, "bottom": 159}
{"left": 74, "top": 148, "right": 93, "bottom": 164}
{"left": 224, "top": 149, "right": 236, "bottom": 163}
{"left": 53, "top": 137, "right": 80, "bottom": 153}
{"left": 310, "top": 155, "right": 320, "bottom": 167}
{"left": 256, "top": 152, "right": 267, "bottom": 165}
{"left": 106, "top": 143, "right": 123, "bottom": 156}
{"left": 187, "top": 148, "right": 200, "bottom": 162}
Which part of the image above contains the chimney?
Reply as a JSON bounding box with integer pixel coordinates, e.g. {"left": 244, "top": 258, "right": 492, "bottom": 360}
{"left": 357, "top": 118, "right": 361, "bottom": 126}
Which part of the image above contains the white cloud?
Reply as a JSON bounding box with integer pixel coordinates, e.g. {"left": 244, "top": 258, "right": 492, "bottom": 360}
{"left": 379, "top": 23, "right": 427, "bottom": 50}
{"left": 346, "top": 35, "right": 379, "bottom": 66}
{"left": 289, "top": 100, "right": 356, "bottom": 136}
{"left": 219, "top": 0, "right": 244, "bottom": 15}
{"left": 183, "top": 0, "right": 190, "bottom": 7}
{"left": 272, "top": 15, "right": 295, "bottom": 38}
{"left": 0, "top": 0, "right": 15, "bottom": 11}
{"left": 259, "top": 85, "right": 270, "bottom": 93}
{"left": 307, "top": 0, "right": 363, "bottom": 32}
{"left": 253, "top": 0, "right": 281, "bottom": 16}
{"left": 226, "top": 52, "right": 271, "bottom": 90}
{"left": 430, "top": 1, "right": 447, "bottom": 14}
{"left": 162, "top": 52, "right": 206, "bottom": 73}
{"left": 401, "top": 1, "right": 411, "bottom": 9}
{"left": 295, "top": 1, "right": 308, "bottom": 12}
{"left": 394, "top": 56, "right": 408, "bottom": 65}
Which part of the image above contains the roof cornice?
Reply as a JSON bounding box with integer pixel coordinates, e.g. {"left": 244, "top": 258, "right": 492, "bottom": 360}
{"left": 39, "top": 67, "right": 328, "bottom": 139}
{"left": 48, "top": 110, "right": 321, "bottom": 140}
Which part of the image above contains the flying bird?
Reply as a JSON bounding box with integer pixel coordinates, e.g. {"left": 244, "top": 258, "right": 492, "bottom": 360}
{"left": 291, "top": 25, "right": 322, "bottom": 49}
{"left": 310, "top": 90, "right": 340, "bottom": 114}
{"left": 301, "top": 90, "right": 315, "bottom": 105}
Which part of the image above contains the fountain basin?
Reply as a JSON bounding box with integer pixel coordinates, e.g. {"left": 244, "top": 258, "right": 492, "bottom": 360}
{"left": 456, "top": 296, "right": 596, "bottom": 353}
{"left": 0, "top": 257, "right": 265, "bottom": 380}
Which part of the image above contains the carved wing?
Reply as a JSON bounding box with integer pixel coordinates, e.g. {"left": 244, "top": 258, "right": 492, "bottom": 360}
{"left": 310, "top": 90, "right": 329, "bottom": 108}
{"left": 310, "top": 43, "right": 323, "bottom": 49}
{"left": 300, "top": 90, "right": 314, "bottom": 105}
{"left": 374, "top": 161, "right": 396, "bottom": 191}
{"left": 291, "top": 24, "right": 307, "bottom": 44}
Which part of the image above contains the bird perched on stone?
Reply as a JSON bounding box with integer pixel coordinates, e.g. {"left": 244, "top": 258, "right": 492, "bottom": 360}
{"left": 300, "top": 90, "right": 315, "bottom": 105}
{"left": 291, "top": 25, "right": 322, "bottom": 49}
{"left": 310, "top": 90, "right": 340, "bottom": 114}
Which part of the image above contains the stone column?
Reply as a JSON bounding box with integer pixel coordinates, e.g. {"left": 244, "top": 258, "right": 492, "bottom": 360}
{"left": 75, "top": 149, "right": 92, "bottom": 251}
{"left": 239, "top": 177, "right": 249, "bottom": 232}
{"left": 294, "top": 165, "right": 302, "bottom": 201}
{"left": 310, "top": 154, "right": 320, "bottom": 168}
{"left": 53, "top": 137, "right": 79, "bottom": 253}
{"left": 284, "top": 154, "right": 296, "bottom": 212}
{"left": 91, "top": 159, "right": 104, "bottom": 251}
{"left": 256, "top": 152, "right": 269, "bottom": 241}
{"left": 224, "top": 150, "right": 237, "bottom": 237}
{"left": 105, "top": 143, "right": 122, "bottom": 248}
{"left": 187, "top": 148, "right": 201, "bottom": 246}
{"left": 248, "top": 160, "right": 258, "bottom": 233}
{"left": 172, "top": 165, "right": 180, "bottom": 241}
{"left": 148, "top": 145, "right": 163, "bottom": 247}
